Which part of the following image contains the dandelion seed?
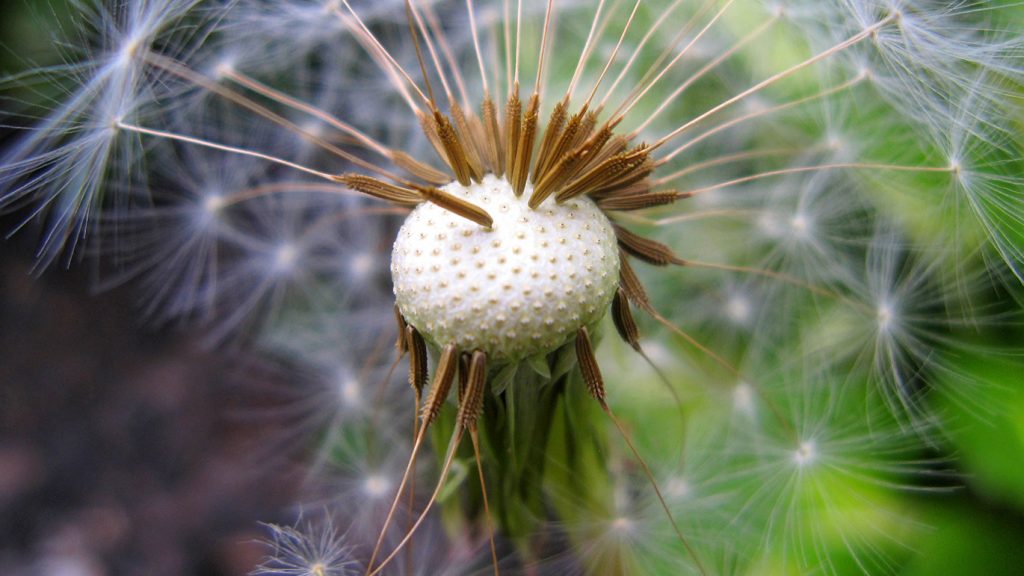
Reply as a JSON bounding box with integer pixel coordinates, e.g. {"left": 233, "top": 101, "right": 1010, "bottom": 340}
{"left": 793, "top": 440, "right": 816, "bottom": 467}
{"left": 254, "top": 517, "right": 360, "bottom": 576}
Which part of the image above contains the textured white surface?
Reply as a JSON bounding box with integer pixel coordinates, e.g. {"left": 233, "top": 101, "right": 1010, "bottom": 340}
{"left": 391, "top": 174, "right": 620, "bottom": 362}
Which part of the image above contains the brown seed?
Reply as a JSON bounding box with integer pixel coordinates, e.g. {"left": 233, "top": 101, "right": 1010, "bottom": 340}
{"left": 394, "top": 306, "right": 409, "bottom": 354}
{"left": 406, "top": 325, "right": 428, "bottom": 398}
{"left": 597, "top": 190, "right": 680, "bottom": 211}
{"left": 335, "top": 173, "right": 422, "bottom": 204}
{"left": 457, "top": 350, "right": 488, "bottom": 430}
{"left": 611, "top": 289, "right": 641, "bottom": 352}
{"left": 421, "top": 343, "right": 459, "bottom": 426}
{"left": 614, "top": 224, "right": 686, "bottom": 267}
{"left": 575, "top": 327, "right": 606, "bottom": 405}
{"left": 511, "top": 93, "right": 540, "bottom": 196}
{"left": 415, "top": 185, "right": 494, "bottom": 228}
{"left": 433, "top": 109, "right": 479, "bottom": 185}
{"left": 618, "top": 252, "right": 655, "bottom": 315}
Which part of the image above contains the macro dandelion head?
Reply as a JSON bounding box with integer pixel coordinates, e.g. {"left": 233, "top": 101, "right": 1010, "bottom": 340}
{"left": 2, "top": 0, "right": 1023, "bottom": 575}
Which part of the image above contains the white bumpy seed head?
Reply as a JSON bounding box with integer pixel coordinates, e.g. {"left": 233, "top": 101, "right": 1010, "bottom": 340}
{"left": 392, "top": 174, "right": 620, "bottom": 362}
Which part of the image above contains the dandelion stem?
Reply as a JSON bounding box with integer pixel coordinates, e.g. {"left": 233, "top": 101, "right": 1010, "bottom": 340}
{"left": 655, "top": 146, "right": 815, "bottom": 184}
{"left": 618, "top": 207, "right": 759, "bottom": 226}
{"left": 336, "top": 0, "right": 430, "bottom": 109}
{"left": 599, "top": 0, "right": 697, "bottom": 109}
{"left": 405, "top": 0, "right": 439, "bottom": 107}
{"left": 470, "top": 429, "right": 500, "bottom": 576}
{"left": 661, "top": 75, "right": 867, "bottom": 163}
{"left": 465, "top": 0, "right": 489, "bottom": 95}
{"left": 655, "top": 14, "right": 899, "bottom": 152}
{"left": 113, "top": 121, "right": 339, "bottom": 182}
{"left": 424, "top": 5, "right": 472, "bottom": 108}
{"left": 678, "top": 162, "right": 955, "bottom": 196}
{"left": 219, "top": 68, "right": 391, "bottom": 158}
{"left": 513, "top": 0, "right": 522, "bottom": 87}
{"left": 215, "top": 183, "right": 407, "bottom": 208}
{"left": 143, "top": 52, "right": 401, "bottom": 179}
{"left": 534, "top": 0, "right": 556, "bottom": 91}
{"left": 567, "top": 0, "right": 609, "bottom": 98}
{"left": 366, "top": 342, "right": 457, "bottom": 573}
{"left": 584, "top": 0, "right": 642, "bottom": 108}
{"left": 367, "top": 426, "right": 465, "bottom": 576}
{"left": 577, "top": 327, "right": 706, "bottom": 575}
{"left": 503, "top": 0, "right": 512, "bottom": 93}
{"left": 634, "top": 14, "right": 777, "bottom": 134}
{"left": 407, "top": 0, "right": 452, "bottom": 102}
{"left": 614, "top": 0, "right": 737, "bottom": 122}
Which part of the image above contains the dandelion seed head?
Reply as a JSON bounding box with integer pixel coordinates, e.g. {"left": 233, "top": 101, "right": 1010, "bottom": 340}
{"left": 391, "top": 175, "right": 619, "bottom": 361}
{"left": 348, "top": 251, "right": 376, "bottom": 281}
{"left": 876, "top": 300, "right": 894, "bottom": 332}
{"left": 361, "top": 473, "right": 391, "bottom": 499}
{"left": 254, "top": 517, "right": 359, "bottom": 576}
{"left": 202, "top": 192, "right": 226, "bottom": 216}
{"left": 274, "top": 243, "right": 300, "bottom": 274}
{"left": 757, "top": 210, "right": 785, "bottom": 237}
{"left": 789, "top": 212, "right": 812, "bottom": 238}
{"left": 611, "top": 516, "right": 635, "bottom": 535}
{"left": 665, "top": 476, "right": 693, "bottom": 501}
{"left": 335, "top": 371, "right": 362, "bottom": 408}
{"left": 725, "top": 294, "right": 752, "bottom": 325}
{"left": 733, "top": 382, "right": 756, "bottom": 417}
{"left": 793, "top": 440, "right": 816, "bottom": 467}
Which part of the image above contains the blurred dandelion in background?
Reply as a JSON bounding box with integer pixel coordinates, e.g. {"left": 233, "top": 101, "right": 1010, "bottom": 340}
{"left": 1, "top": 0, "right": 1023, "bottom": 574}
